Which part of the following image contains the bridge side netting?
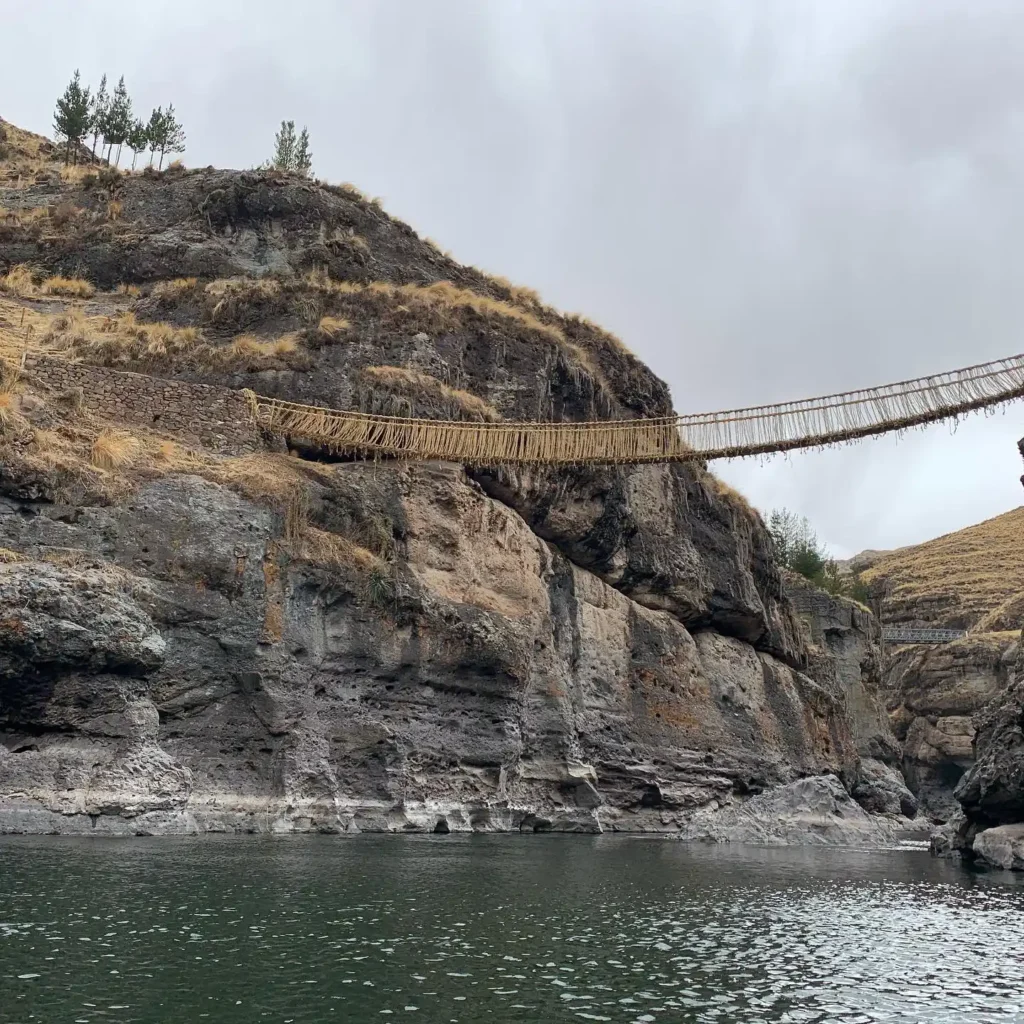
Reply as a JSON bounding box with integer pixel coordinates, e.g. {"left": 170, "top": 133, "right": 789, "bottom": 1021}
{"left": 245, "top": 352, "right": 1024, "bottom": 464}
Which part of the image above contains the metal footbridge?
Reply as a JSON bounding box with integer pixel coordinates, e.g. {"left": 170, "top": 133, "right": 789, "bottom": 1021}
{"left": 880, "top": 627, "right": 968, "bottom": 644}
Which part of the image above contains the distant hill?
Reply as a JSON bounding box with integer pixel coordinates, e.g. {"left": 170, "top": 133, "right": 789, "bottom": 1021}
{"left": 859, "top": 506, "right": 1024, "bottom": 632}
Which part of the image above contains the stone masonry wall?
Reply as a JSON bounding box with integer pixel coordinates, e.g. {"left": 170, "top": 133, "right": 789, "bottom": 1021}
{"left": 25, "top": 355, "right": 263, "bottom": 455}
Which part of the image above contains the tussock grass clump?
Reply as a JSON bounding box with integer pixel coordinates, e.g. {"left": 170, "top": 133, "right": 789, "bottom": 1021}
{"left": 0, "top": 265, "right": 36, "bottom": 298}
{"left": 317, "top": 315, "right": 350, "bottom": 342}
{"left": 151, "top": 277, "right": 201, "bottom": 303}
{"left": 41, "top": 276, "right": 95, "bottom": 299}
{"left": 705, "top": 472, "right": 756, "bottom": 519}
{"left": 0, "top": 267, "right": 95, "bottom": 300}
{"left": 290, "top": 525, "right": 384, "bottom": 574}
{"left": 361, "top": 365, "right": 501, "bottom": 422}
{"left": 486, "top": 273, "right": 543, "bottom": 308}
{"left": 203, "top": 277, "right": 286, "bottom": 325}
{"left": 91, "top": 429, "right": 141, "bottom": 470}
{"left": 0, "top": 393, "right": 29, "bottom": 436}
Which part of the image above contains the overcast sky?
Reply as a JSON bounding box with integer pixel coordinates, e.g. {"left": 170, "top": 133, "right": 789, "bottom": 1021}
{"left": 5, "top": 0, "right": 1024, "bottom": 556}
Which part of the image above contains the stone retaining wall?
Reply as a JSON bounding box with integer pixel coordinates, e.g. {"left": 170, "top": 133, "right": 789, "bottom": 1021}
{"left": 25, "top": 354, "right": 263, "bottom": 455}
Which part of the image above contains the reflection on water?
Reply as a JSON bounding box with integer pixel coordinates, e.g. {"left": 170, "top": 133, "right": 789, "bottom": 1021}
{"left": 1, "top": 835, "right": 1023, "bottom": 1023}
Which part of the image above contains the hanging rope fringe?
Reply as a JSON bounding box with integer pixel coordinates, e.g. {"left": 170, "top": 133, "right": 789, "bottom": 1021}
{"left": 243, "top": 352, "right": 1024, "bottom": 464}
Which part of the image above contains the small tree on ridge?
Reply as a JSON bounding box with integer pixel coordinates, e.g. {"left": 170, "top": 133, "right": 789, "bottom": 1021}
{"left": 88, "top": 73, "right": 108, "bottom": 158}
{"left": 104, "top": 75, "right": 132, "bottom": 166}
{"left": 53, "top": 69, "right": 92, "bottom": 164}
{"left": 269, "top": 120, "right": 313, "bottom": 176}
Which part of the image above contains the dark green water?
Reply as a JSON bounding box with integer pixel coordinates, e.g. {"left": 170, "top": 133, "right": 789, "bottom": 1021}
{"left": 2, "top": 835, "right": 1023, "bottom": 1024}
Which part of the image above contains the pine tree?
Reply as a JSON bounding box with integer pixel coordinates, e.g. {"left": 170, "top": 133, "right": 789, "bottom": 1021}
{"left": 53, "top": 69, "right": 92, "bottom": 164}
{"left": 145, "top": 107, "right": 164, "bottom": 167}
{"left": 89, "top": 73, "right": 108, "bottom": 158}
{"left": 155, "top": 104, "right": 185, "bottom": 169}
{"left": 104, "top": 75, "right": 132, "bottom": 167}
{"left": 126, "top": 117, "right": 148, "bottom": 170}
{"left": 294, "top": 127, "right": 312, "bottom": 177}
{"left": 272, "top": 120, "right": 296, "bottom": 170}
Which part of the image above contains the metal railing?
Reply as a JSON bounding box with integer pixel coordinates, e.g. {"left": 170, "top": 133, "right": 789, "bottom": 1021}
{"left": 880, "top": 627, "right": 967, "bottom": 644}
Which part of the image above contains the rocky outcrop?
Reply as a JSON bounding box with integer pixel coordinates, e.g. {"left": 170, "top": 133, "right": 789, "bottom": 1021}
{"left": 885, "top": 635, "right": 1017, "bottom": 820}
{"left": 0, "top": 468, "right": 862, "bottom": 835}
{"left": 676, "top": 775, "right": 898, "bottom": 847}
{"left": 784, "top": 575, "right": 916, "bottom": 819}
{"left": 954, "top": 634, "right": 1024, "bottom": 829}
{"left": 972, "top": 823, "right": 1024, "bottom": 870}
{"left": 928, "top": 628, "right": 1024, "bottom": 867}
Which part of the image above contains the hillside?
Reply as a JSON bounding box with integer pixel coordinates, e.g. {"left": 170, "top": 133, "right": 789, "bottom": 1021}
{"left": 861, "top": 506, "right": 1024, "bottom": 633}
{"left": 0, "top": 115, "right": 909, "bottom": 838}
{"left": 854, "top": 506, "right": 1024, "bottom": 822}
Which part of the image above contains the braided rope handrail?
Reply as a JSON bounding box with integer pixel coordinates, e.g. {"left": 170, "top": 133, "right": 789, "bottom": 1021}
{"left": 244, "top": 351, "right": 1024, "bottom": 464}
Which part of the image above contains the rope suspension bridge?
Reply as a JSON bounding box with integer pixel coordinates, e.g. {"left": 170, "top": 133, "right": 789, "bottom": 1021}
{"left": 244, "top": 351, "right": 1024, "bottom": 464}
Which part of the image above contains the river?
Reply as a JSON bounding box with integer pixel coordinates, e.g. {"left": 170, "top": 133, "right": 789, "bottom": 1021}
{"left": 1, "top": 835, "right": 1023, "bottom": 1023}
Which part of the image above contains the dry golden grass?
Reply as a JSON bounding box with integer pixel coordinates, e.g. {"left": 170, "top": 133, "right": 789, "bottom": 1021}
{"left": 345, "top": 279, "right": 565, "bottom": 346}
{"left": 705, "top": 472, "right": 756, "bottom": 518}
{"left": 147, "top": 268, "right": 612, "bottom": 388}
{"left": 59, "top": 164, "right": 100, "bottom": 184}
{"left": 151, "top": 277, "right": 200, "bottom": 302}
{"left": 863, "top": 506, "right": 1024, "bottom": 629}
{"left": 40, "top": 276, "right": 95, "bottom": 299}
{"left": 485, "top": 273, "right": 544, "bottom": 309}
{"left": 362, "top": 364, "right": 501, "bottom": 422}
{"left": 0, "top": 205, "right": 51, "bottom": 227}
{"left": 289, "top": 525, "right": 383, "bottom": 574}
{"left": 91, "top": 429, "right": 142, "bottom": 470}
{"left": 0, "top": 392, "right": 28, "bottom": 435}
{"left": 0, "top": 265, "right": 36, "bottom": 298}
{"left": 317, "top": 315, "right": 350, "bottom": 341}
{"left": 116, "top": 283, "right": 142, "bottom": 298}
{"left": 229, "top": 333, "right": 298, "bottom": 359}
{"left": 0, "top": 295, "right": 61, "bottom": 362}
{"left": 0, "top": 547, "right": 26, "bottom": 564}
{"left": 42, "top": 309, "right": 300, "bottom": 372}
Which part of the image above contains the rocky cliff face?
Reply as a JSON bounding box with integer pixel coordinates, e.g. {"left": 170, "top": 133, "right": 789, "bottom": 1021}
{"left": 854, "top": 509, "right": 1023, "bottom": 826}
{"left": 930, "top": 630, "right": 1024, "bottom": 868}
{"left": 0, "top": 121, "right": 890, "bottom": 836}
{"left": 784, "top": 575, "right": 915, "bottom": 819}
{"left": 0, "top": 469, "right": 860, "bottom": 835}
{"left": 885, "top": 635, "right": 1018, "bottom": 820}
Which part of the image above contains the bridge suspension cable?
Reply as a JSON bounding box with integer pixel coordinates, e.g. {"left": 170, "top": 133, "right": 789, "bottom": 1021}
{"left": 245, "top": 351, "right": 1024, "bottom": 464}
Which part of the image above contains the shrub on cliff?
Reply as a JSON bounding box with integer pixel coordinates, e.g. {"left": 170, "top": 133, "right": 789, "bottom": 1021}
{"left": 768, "top": 507, "right": 869, "bottom": 602}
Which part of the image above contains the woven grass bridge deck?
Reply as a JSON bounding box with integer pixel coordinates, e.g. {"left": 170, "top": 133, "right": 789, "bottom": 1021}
{"left": 245, "top": 352, "right": 1024, "bottom": 464}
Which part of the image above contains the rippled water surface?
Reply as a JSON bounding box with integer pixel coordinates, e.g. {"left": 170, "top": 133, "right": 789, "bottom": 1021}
{"left": 2, "top": 835, "right": 1024, "bottom": 1023}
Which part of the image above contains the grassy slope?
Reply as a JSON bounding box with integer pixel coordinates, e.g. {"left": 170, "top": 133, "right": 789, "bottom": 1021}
{"left": 862, "top": 506, "right": 1024, "bottom": 633}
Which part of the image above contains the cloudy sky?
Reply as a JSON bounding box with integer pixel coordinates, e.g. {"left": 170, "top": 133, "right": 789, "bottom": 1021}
{"left": 5, "top": 0, "right": 1024, "bottom": 557}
